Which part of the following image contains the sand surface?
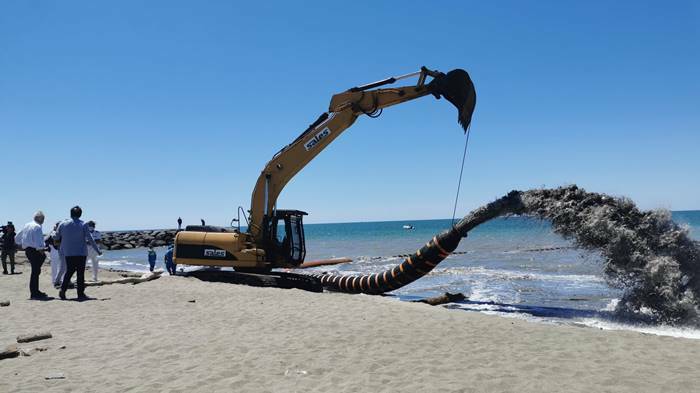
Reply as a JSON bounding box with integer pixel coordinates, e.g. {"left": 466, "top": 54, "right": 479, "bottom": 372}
{"left": 2, "top": 255, "right": 700, "bottom": 392}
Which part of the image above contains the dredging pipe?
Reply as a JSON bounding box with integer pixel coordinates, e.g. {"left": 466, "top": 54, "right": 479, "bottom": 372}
{"left": 308, "top": 191, "right": 524, "bottom": 294}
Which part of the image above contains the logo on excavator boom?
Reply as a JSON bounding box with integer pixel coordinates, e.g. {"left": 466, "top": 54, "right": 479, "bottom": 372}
{"left": 304, "top": 127, "right": 331, "bottom": 151}
{"left": 204, "top": 249, "right": 227, "bottom": 258}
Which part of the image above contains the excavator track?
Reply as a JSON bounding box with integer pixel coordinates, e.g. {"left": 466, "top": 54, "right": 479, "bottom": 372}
{"left": 183, "top": 269, "right": 323, "bottom": 293}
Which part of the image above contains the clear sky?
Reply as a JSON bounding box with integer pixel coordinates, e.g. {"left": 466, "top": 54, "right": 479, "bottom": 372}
{"left": 1, "top": 1, "right": 698, "bottom": 230}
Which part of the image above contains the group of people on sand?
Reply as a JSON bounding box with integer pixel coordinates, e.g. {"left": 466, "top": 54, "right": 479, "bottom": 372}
{"left": 8, "top": 206, "right": 102, "bottom": 300}
{"left": 1, "top": 208, "right": 181, "bottom": 300}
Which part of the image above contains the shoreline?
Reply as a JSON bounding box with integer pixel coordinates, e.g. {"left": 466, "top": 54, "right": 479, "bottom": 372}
{"left": 2, "top": 255, "right": 700, "bottom": 391}
{"left": 98, "top": 250, "right": 700, "bottom": 340}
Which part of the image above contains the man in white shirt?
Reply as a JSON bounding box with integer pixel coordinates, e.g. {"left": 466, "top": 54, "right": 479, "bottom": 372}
{"left": 15, "top": 211, "right": 48, "bottom": 299}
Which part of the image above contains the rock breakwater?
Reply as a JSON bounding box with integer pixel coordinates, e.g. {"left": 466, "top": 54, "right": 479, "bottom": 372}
{"left": 100, "top": 229, "right": 178, "bottom": 250}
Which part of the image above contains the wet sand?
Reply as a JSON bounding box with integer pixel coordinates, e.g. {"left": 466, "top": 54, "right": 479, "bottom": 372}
{"left": 1, "top": 254, "right": 700, "bottom": 392}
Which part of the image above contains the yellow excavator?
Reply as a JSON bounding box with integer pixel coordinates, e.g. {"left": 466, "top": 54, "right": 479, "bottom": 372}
{"left": 174, "top": 66, "right": 476, "bottom": 273}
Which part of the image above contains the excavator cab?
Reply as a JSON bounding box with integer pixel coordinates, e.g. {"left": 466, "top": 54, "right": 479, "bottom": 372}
{"left": 268, "top": 209, "right": 307, "bottom": 266}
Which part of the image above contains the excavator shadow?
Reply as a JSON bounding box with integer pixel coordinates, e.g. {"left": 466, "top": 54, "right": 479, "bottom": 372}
{"left": 183, "top": 269, "right": 323, "bottom": 293}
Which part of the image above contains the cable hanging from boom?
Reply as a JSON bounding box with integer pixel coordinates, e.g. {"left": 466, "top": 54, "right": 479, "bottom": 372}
{"left": 451, "top": 125, "right": 472, "bottom": 225}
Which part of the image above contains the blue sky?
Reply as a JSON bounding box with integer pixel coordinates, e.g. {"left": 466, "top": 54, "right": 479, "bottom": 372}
{"left": 1, "top": 1, "right": 698, "bottom": 230}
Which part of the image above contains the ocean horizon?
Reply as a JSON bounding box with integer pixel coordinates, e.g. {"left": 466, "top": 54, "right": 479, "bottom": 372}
{"left": 104, "top": 209, "right": 700, "bottom": 232}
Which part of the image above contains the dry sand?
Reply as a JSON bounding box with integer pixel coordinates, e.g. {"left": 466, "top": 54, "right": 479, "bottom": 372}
{"left": 2, "top": 255, "right": 700, "bottom": 392}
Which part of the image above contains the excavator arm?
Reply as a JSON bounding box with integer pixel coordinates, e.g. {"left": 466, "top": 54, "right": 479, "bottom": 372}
{"left": 248, "top": 66, "right": 476, "bottom": 244}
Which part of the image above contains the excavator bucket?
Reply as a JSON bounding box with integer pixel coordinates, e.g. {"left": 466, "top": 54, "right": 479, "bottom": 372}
{"left": 428, "top": 69, "right": 476, "bottom": 132}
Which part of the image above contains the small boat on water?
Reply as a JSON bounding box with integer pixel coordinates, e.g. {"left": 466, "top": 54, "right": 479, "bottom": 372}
{"left": 402, "top": 224, "right": 415, "bottom": 230}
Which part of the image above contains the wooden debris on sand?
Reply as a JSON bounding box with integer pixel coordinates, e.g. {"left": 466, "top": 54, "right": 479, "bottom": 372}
{"left": 0, "top": 345, "right": 19, "bottom": 360}
{"left": 85, "top": 271, "right": 163, "bottom": 287}
{"left": 413, "top": 292, "right": 467, "bottom": 306}
{"left": 17, "top": 332, "right": 53, "bottom": 343}
{"left": 118, "top": 272, "right": 145, "bottom": 278}
{"left": 0, "top": 300, "right": 9, "bottom": 307}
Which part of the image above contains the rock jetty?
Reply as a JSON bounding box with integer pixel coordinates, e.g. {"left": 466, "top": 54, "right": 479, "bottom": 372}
{"left": 99, "top": 229, "right": 178, "bottom": 250}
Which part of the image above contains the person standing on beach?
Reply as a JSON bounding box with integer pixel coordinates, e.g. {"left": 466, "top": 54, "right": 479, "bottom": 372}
{"left": 163, "top": 245, "right": 175, "bottom": 275}
{"left": 147, "top": 246, "right": 157, "bottom": 272}
{"left": 1, "top": 222, "right": 17, "bottom": 275}
{"left": 57, "top": 206, "right": 101, "bottom": 301}
{"left": 15, "top": 212, "right": 48, "bottom": 299}
{"left": 47, "top": 222, "right": 66, "bottom": 288}
{"left": 86, "top": 221, "right": 101, "bottom": 282}
{"left": 177, "top": 217, "right": 182, "bottom": 231}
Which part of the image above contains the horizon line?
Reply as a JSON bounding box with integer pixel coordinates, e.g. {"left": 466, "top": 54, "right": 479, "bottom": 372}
{"left": 100, "top": 210, "right": 699, "bottom": 232}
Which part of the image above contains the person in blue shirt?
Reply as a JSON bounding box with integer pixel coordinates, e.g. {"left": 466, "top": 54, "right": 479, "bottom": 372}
{"left": 163, "top": 245, "right": 176, "bottom": 275}
{"left": 56, "top": 206, "right": 101, "bottom": 301}
{"left": 147, "top": 246, "right": 157, "bottom": 272}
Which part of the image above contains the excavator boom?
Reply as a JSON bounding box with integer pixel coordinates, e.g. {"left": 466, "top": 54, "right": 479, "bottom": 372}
{"left": 249, "top": 67, "right": 476, "bottom": 241}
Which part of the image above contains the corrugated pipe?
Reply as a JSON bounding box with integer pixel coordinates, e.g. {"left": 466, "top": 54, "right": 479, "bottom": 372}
{"left": 309, "top": 191, "right": 524, "bottom": 294}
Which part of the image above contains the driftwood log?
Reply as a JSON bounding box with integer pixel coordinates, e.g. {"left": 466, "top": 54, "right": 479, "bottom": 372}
{"left": 413, "top": 292, "right": 467, "bottom": 306}
{"left": 118, "top": 272, "right": 146, "bottom": 278}
{"left": 0, "top": 345, "right": 19, "bottom": 360}
{"left": 85, "top": 271, "right": 162, "bottom": 287}
{"left": 17, "top": 332, "right": 52, "bottom": 343}
{"left": 0, "top": 300, "right": 9, "bottom": 307}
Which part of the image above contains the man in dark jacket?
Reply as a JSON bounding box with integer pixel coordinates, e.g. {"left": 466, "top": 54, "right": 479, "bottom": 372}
{"left": 56, "top": 206, "right": 101, "bottom": 301}
{"left": 1, "top": 222, "right": 17, "bottom": 274}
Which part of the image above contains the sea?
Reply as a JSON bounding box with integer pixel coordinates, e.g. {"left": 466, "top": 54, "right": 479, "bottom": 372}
{"left": 101, "top": 210, "right": 700, "bottom": 338}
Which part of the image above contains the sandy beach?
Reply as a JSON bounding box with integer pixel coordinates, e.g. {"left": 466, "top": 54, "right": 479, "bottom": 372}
{"left": 1, "top": 255, "right": 699, "bottom": 392}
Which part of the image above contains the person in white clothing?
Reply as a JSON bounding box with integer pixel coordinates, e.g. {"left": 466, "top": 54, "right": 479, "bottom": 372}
{"left": 15, "top": 211, "right": 48, "bottom": 299}
{"left": 86, "top": 221, "right": 101, "bottom": 281}
{"left": 47, "top": 222, "right": 66, "bottom": 288}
